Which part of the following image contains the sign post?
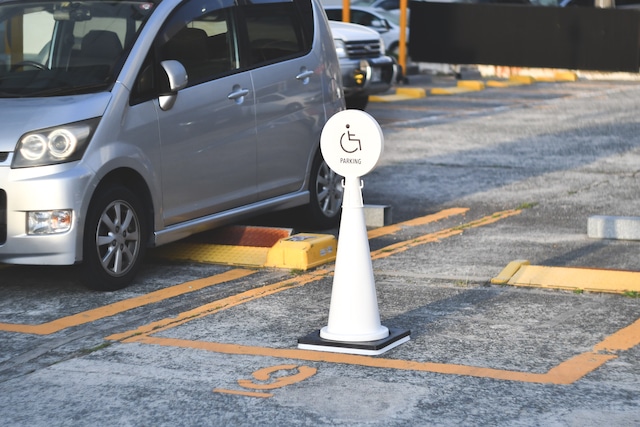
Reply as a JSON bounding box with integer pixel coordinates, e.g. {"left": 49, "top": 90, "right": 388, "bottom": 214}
{"left": 298, "top": 110, "right": 410, "bottom": 356}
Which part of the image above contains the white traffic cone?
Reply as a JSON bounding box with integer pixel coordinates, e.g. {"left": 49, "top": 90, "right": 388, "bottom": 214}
{"left": 298, "top": 109, "right": 409, "bottom": 355}
{"left": 320, "top": 175, "right": 389, "bottom": 342}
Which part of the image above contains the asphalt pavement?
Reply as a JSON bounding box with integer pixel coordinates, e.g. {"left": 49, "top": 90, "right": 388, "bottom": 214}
{"left": 1, "top": 72, "right": 640, "bottom": 426}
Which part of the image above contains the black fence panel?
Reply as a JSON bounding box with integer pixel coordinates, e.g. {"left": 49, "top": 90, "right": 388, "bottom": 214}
{"left": 408, "top": 2, "right": 640, "bottom": 72}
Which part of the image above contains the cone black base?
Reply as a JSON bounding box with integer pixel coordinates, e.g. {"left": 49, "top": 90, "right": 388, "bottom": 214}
{"left": 298, "top": 327, "right": 410, "bottom": 356}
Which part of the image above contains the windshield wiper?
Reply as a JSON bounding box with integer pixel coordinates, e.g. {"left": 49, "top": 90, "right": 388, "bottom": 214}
{"left": 22, "top": 82, "right": 112, "bottom": 97}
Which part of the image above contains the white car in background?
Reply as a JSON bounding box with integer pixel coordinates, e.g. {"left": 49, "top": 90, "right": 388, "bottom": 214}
{"left": 324, "top": 5, "right": 409, "bottom": 58}
{"left": 328, "top": 21, "right": 398, "bottom": 110}
{"left": 352, "top": 0, "right": 401, "bottom": 13}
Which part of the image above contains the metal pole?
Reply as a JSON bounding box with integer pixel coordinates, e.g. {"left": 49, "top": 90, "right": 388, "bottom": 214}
{"left": 342, "top": 0, "right": 350, "bottom": 23}
{"left": 399, "top": 0, "right": 408, "bottom": 77}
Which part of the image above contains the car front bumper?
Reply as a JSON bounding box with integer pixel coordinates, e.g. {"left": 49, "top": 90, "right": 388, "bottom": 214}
{"left": 0, "top": 161, "right": 92, "bottom": 265}
{"left": 339, "top": 55, "right": 398, "bottom": 98}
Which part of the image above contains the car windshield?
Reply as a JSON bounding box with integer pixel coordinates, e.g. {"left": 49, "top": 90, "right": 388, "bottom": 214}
{"left": 375, "top": 9, "right": 399, "bottom": 25}
{"left": 352, "top": 0, "right": 399, "bottom": 10}
{"left": 351, "top": 0, "right": 378, "bottom": 6}
{"left": 0, "top": 0, "right": 157, "bottom": 98}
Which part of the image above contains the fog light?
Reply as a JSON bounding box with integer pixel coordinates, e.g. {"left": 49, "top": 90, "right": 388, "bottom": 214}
{"left": 28, "top": 210, "right": 72, "bottom": 234}
{"left": 354, "top": 60, "right": 371, "bottom": 86}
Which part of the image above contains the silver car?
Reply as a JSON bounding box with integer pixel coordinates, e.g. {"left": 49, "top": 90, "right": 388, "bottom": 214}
{"left": 0, "top": 0, "right": 344, "bottom": 290}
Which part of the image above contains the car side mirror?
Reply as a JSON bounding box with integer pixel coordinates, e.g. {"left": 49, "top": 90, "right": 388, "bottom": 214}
{"left": 371, "top": 19, "right": 390, "bottom": 32}
{"left": 159, "top": 60, "right": 188, "bottom": 111}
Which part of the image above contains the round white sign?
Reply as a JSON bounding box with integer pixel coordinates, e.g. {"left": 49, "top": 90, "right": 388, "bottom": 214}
{"left": 320, "top": 109, "right": 384, "bottom": 177}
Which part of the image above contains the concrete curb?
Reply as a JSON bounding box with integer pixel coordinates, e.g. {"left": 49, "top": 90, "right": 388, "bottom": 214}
{"left": 588, "top": 215, "right": 640, "bottom": 241}
{"left": 492, "top": 260, "right": 640, "bottom": 294}
{"left": 371, "top": 70, "right": 579, "bottom": 102}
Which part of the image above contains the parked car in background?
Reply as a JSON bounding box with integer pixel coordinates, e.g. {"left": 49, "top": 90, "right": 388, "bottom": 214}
{"left": 0, "top": 0, "right": 344, "bottom": 291}
{"left": 329, "top": 21, "right": 397, "bottom": 110}
{"left": 324, "top": 5, "right": 409, "bottom": 58}
{"left": 352, "top": 0, "right": 401, "bottom": 13}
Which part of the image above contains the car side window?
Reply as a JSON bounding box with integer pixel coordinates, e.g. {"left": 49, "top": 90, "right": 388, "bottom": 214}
{"left": 241, "top": 0, "right": 313, "bottom": 67}
{"left": 130, "top": 0, "right": 313, "bottom": 103}
{"left": 351, "top": 11, "right": 376, "bottom": 27}
{"left": 324, "top": 9, "right": 342, "bottom": 21}
{"left": 157, "top": 0, "right": 239, "bottom": 88}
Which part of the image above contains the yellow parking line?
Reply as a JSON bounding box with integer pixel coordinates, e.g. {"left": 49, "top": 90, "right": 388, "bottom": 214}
{"left": 371, "top": 209, "right": 521, "bottom": 260}
{"left": 112, "top": 252, "right": 640, "bottom": 386}
{"left": 0, "top": 208, "right": 515, "bottom": 337}
{"left": 367, "top": 207, "right": 469, "bottom": 239}
{"left": 0, "top": 268, "right": 255, "bottom": 335}
{"left": 105, "top": 208, "right": 636, "bottom": 386}
{"left": 125, "top": 326, "right": 626, "bottom": 385}
{"left": 594, "top": 315, "right": 640, "bottom": 353}
{"left": 106, "top": 268, "right": 332, "bottom": 341}
{"left": 109, "top": 208, "right": 520, "bottom": 341}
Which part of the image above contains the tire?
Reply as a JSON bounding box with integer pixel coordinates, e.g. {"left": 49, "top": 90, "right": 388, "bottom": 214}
{"left": 80, "top": 186, "right": 147, "bottom": 291}
{"left": 306, "top": 151, "right": 344, "bottom": 229}
{"left": 346, "top": 94, "right": 369, "bottom": 110}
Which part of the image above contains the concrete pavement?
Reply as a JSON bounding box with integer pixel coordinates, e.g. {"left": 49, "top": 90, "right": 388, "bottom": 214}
{"left": 1, "top": 73, "right": 640, "bottom": 426}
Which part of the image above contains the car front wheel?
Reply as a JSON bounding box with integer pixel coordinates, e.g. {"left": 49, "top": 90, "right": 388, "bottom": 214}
{"left": 80, "top": 186, "right": 147, "bottom": 291}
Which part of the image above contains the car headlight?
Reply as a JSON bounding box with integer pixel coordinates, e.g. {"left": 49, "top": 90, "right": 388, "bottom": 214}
{"left": 12, "top": 118, "right": 99, "bottom": 168}
{"left": 334, "top": 39, "right": 347, "bottom": 59}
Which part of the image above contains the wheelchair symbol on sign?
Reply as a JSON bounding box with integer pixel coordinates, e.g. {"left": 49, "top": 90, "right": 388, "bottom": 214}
{"left": 340, "top": 124, "right": 361, "bottom": 153}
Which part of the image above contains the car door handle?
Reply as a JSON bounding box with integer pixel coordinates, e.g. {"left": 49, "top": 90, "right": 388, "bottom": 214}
{"left": 296, "top": 70, "right": 314, "bottom": 80}
{"left": 296, "top": 69, "right": 314, "bottom": 84}
{"left": 227, "top": 88, "right": 250, "bottom": 101}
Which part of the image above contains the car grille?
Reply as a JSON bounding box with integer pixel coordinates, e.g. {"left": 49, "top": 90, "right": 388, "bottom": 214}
{"left": 345, "top": 40, "right": 381, "bottom": 59}
{"left": 0, "top": 190, "right": 6, "bottom": 244}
